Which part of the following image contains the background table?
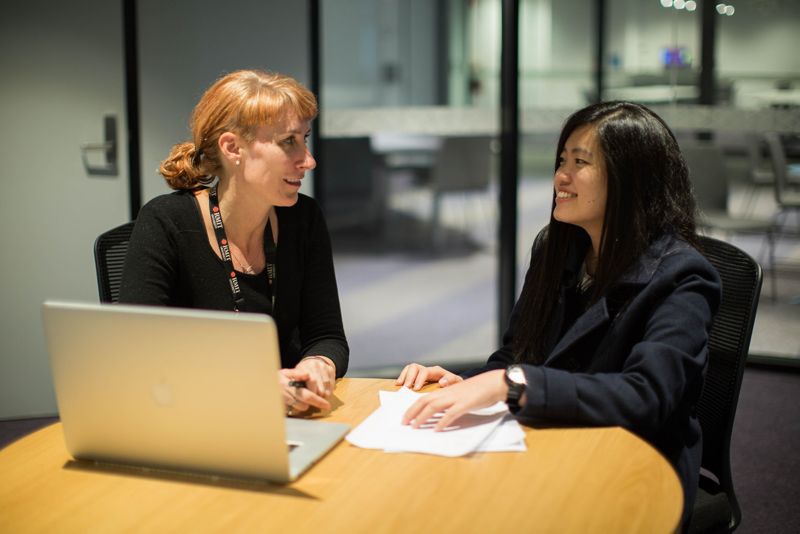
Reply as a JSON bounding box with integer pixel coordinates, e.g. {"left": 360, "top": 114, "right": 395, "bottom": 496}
{"left": 0, "top": 378, "right": 682, "bottom": 533}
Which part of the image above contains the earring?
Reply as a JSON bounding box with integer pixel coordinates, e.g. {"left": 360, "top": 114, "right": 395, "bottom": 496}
{"left": 235, "top": 159, "right": 240, "bottom": 166}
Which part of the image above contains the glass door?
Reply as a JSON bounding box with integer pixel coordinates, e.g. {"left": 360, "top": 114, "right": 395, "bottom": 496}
{"left": 319, "top": 0, "right": 501, "bottom": 373}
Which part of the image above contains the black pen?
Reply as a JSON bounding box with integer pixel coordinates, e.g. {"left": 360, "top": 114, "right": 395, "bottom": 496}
{"left": 288, "top": 380, "right": 307, "bottom": 388}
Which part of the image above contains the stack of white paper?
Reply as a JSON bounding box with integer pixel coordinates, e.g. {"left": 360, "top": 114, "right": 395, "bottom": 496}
{"left": 346, "top": 387, "right": 527, "bottom": 457}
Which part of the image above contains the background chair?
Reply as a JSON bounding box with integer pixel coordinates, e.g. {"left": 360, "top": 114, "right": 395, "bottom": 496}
{"left": 429, "top": 136, "right": 495, "bottom": 246}
{"left": 688, "top": 235, "right": 763, "bottom": 533}
{"left": 93, "top": 221, "right": 135, "bottom": 303}
{"left": 682, "top": 142, "right": 775, "bottom": 299}
{"left": 318, "top": 137, "right": 383, "bottom": 232}
{"left": 740, "top": 132, "right": 775, "bottom": 216}
{"left": 764, "top": 131, "right": 800, "bottom": 234}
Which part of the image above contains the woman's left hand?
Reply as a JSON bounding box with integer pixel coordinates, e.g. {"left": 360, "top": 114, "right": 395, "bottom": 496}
{"left": 296, "top": 355, "right": 336, "bottom": 399}
{"left": 401, "top": 369, "right": 508, "bottom": 431}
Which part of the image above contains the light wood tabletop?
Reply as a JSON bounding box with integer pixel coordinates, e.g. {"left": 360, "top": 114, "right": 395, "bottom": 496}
{"left": 0, "top": 378, "right": 682, "bottom": 533}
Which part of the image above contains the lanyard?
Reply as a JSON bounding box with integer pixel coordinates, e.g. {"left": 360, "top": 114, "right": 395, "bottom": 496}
{"left": 208, "top": 184, "right": 276, "bottom": 313}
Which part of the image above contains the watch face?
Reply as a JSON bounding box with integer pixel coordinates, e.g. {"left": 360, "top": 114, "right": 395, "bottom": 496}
{"left": 507, "top": 365, "right": 526, "bottom": 385}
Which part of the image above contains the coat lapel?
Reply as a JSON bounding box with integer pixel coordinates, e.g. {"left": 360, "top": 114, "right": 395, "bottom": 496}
{"left": 542, "top": 234, "right": 677, "bottom": 366}
{"left": 544, "top": 298, "right": 610, "bottom": 365}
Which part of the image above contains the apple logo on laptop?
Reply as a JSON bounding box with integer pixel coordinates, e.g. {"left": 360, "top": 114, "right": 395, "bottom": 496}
{"left": 151, "top": 380, "right": 174, "bottom": 407}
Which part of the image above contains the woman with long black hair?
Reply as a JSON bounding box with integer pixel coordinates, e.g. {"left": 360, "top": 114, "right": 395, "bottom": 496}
{"left": 397, "top": 101, "right": 720, "bottom": 525}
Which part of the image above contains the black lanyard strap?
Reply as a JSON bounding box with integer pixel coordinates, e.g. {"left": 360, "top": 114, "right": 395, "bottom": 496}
{"left": 208, "top": 184, "right": 276, "bottom": 312}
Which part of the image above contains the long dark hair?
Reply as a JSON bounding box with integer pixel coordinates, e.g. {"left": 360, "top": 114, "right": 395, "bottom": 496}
{"left": 512, "top": 101, "right": 698, "bottom": 364}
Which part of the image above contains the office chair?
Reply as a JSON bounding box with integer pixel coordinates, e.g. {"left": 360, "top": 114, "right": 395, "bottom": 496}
{"left": 764, "top": 131, "right": 800, "bottom": 233}
{"left": 429, "top": 136, "right": 494, "bottom": 246}
{"left": 93, "top": 221, "right": 135, "bottom": 303}
{"left": 740, "top": 132, "right": 774, "bottom": 216}
{"left": 318, "top": 137, "right": 382, "bottom": 231}
{"left": 683, "top": 142, "right": 775, "bottom": 300}
{"left": 688, "top": 235, "right": 763, "bottom": 533}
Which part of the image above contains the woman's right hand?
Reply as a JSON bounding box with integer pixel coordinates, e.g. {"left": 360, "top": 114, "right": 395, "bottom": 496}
{"left": 279, "top": 368, "right": 331, "bottom": 415}
{"left": 395, "top": 364, "right": 463, "bottom": 391}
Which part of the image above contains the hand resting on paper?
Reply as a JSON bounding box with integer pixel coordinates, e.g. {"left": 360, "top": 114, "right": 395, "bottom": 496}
{"left": 402, "top": 369, "right": 509, "bottom": 432}
{"left": 395, "top": 363, "right": 464, "bottom": 391}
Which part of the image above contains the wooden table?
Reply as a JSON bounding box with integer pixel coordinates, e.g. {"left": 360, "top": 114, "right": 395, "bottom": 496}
{"left": 0, "top": 378, "right": 682, "bottom": 533}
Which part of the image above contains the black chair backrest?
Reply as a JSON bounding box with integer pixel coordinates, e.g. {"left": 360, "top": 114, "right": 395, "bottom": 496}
{"left": 764, "top": 131, "right": 789, "bottom": 205}
{"left": 93, "top": 221, "right": 135, "bottom": 303}
{"left": 696, "top": 234, "right": 763, "bottom": 529}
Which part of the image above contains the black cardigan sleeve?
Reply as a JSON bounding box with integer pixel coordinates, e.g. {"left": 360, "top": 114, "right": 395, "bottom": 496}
{"left": 295, "top": 198, "right": 349, "bottom": 377}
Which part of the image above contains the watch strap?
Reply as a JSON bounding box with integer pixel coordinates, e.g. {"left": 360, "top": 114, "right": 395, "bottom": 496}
{"left": 505, "top": 367, "right": 525, "bottom": 414}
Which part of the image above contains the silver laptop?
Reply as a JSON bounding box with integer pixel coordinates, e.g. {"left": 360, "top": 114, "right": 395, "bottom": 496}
{"left": 41, "top": 300, "right": 349, "bottom": 483}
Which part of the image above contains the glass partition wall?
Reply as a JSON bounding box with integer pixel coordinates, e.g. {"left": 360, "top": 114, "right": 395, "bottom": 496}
{"left": 600, "top": 0, "right": 800, "bottom": 360}
{"left": 517, "top": 0, "right": 596, "bottom": 284}
{"left": 317, "top": 0, "right": 800, "bottom": 373}
{"left": 320, "top": 0, "right": 500, "bottom": 373}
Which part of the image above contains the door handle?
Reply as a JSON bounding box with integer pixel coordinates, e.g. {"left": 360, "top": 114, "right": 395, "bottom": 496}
{"left": 81, "top": 115, "right": 118, "bottom": 176}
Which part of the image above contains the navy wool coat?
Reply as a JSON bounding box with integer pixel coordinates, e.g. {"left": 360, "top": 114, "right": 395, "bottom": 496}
{"left": 465, "top": 230, "right": 721, "bottom": 522}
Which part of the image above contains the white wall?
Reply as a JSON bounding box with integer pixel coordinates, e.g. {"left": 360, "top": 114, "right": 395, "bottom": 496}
{"left": 0, "top": 0, "right": 129, "bottom": 418}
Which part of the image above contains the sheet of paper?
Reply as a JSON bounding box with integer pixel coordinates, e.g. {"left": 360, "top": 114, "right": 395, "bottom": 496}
{"left": 346, "top": 387, "right": 526, "bottom": 456}
{"left": 475, "top": 414, "right": 527, "bottom": 452}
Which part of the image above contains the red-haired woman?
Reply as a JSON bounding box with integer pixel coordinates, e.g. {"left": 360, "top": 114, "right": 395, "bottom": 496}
{"left": 120, "top": 70, "right": 347, "bottom": 416}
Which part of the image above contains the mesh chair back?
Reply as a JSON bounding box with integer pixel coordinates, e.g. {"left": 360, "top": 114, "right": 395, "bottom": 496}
{"left": 93, "top": 221, "right": 135, "bottom": 303}
{"left": 764, "top": 131, "right": 789, "bottom": 205}
{"left": 695, "top": 235, "right": 763, "bottom": 530}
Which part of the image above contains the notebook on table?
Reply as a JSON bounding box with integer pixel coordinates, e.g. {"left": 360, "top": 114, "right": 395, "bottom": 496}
{"left": 41, "top": 300, "right": 349, "bottom": 483}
